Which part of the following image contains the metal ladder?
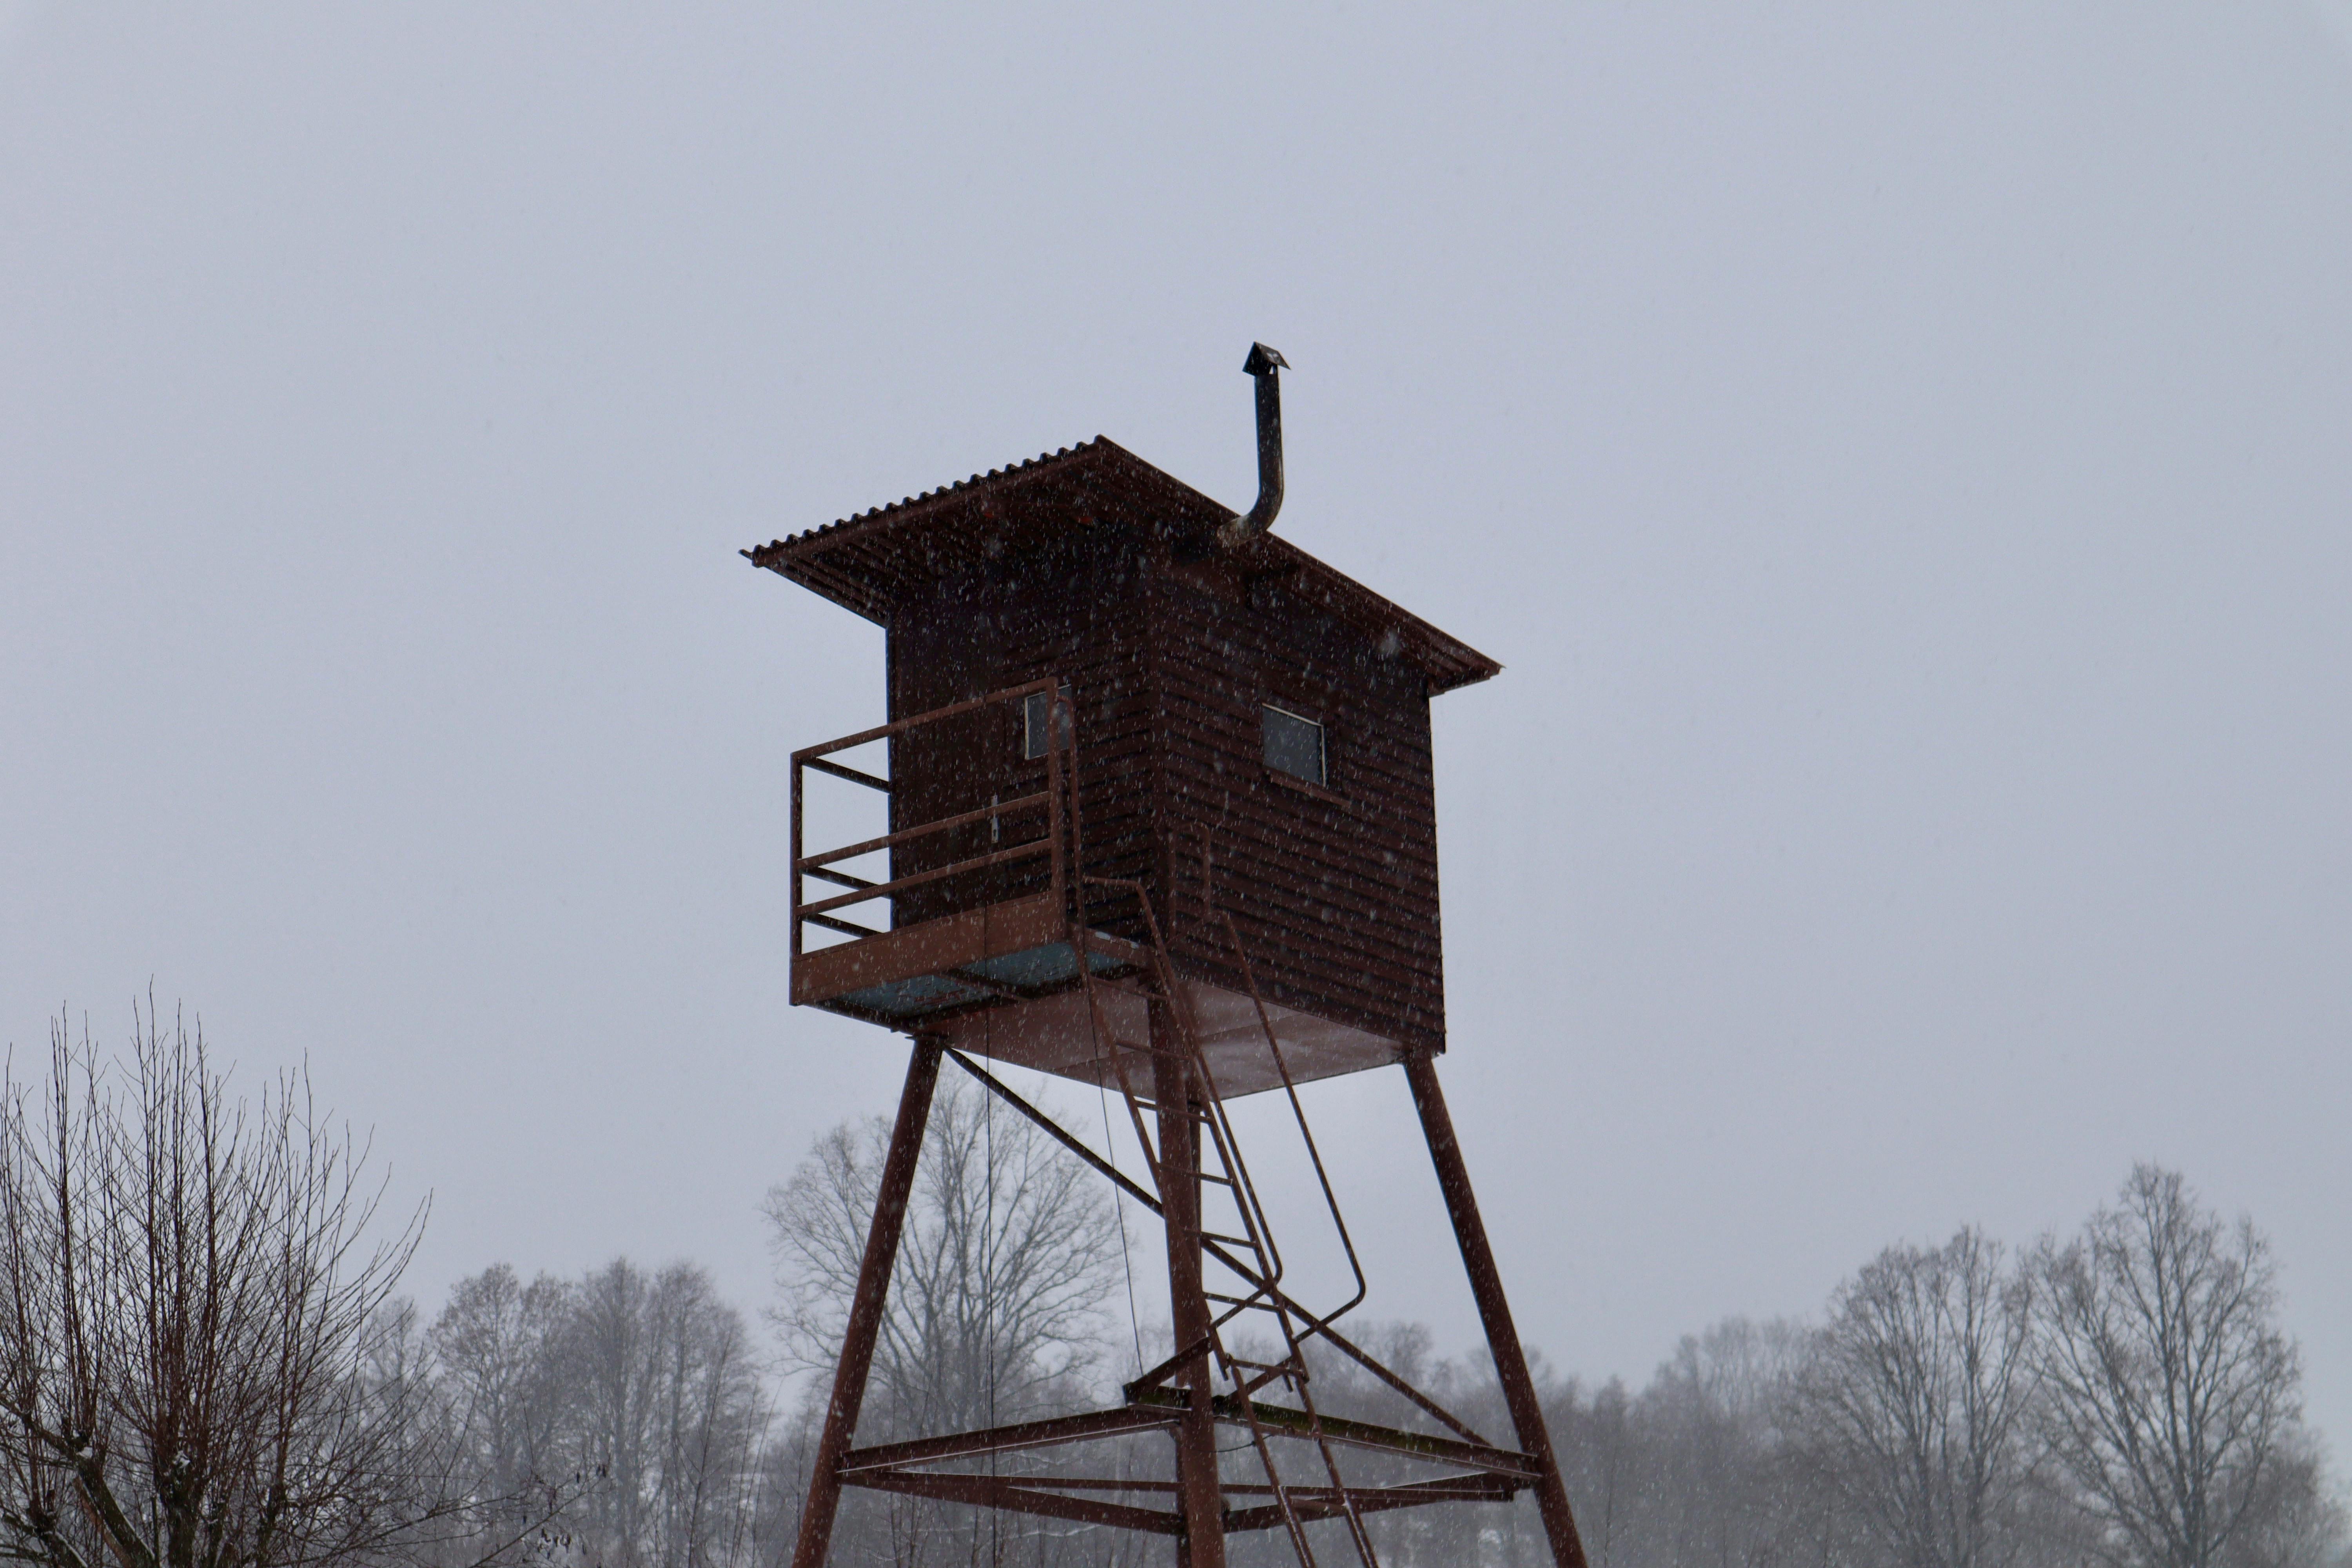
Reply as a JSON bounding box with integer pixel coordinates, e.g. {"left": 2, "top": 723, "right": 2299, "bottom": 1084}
{"left": 1073, "top": 877, "right": 1381, "bottom": 1568}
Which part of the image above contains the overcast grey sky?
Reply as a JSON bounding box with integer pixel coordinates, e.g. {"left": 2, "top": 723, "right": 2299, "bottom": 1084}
{"left": 4, "top": 3, "right": 2347, "bottom": 1448}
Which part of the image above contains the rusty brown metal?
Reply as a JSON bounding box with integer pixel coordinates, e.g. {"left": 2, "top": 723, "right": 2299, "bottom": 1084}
{"left": 945, "top": 1047, "right": 1498, "bottom": 1449}
{"left": 1154, "top": 1002, "right": 1229, "bottom": 1568}
{"left": 1223, "top": 1475, "right": 1520, "bottom": 1532}
{"left": 1403, "top": 1050, "right": 1590, "bottom": 1568}
{"left": 789, "top": 1038, "right": 944, "bottom": 1568}
{"left": 836, "top": 1405, "right": 1177, "bottom": 1473}
{"left": 843, "top": 1468, "right": 1181, "bottom": 1535}
{"left": 1129, "top": 1387, "right": 1539, "bottom": 1479}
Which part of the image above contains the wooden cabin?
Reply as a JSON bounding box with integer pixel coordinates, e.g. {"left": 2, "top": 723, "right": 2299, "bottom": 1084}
{"left": 746, "top": 432, "right": 1497, "bottom": 1097}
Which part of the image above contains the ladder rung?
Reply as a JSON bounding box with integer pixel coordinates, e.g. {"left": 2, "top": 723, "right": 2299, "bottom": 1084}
{"left": 1205, "top": 1291, "right": 1279, "bottom": 1309}
{"left": 1201, "top": 1230, "right": 1257, "bottom": 1249}
{"left": 1135, "top": 1105, "right": 1219, "bottom": 1127}
{"left": 1240, "top": 1366, "right": 1299, "bottom": 1396}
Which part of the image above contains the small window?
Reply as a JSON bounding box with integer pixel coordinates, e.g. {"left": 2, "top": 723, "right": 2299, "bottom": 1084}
{"left": 1023, "top": 686, "right": 1071, "bottom": 760}
{"left": 1261, "top": 704, "right": 1325, "bottom": 786}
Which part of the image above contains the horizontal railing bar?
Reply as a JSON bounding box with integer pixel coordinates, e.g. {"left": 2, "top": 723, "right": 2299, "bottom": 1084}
{"left": 799, "top": 791, "right": 1048, "bottom": 870}
{"left": 792, "top": 679, "right": 1059, "bottom": 763}
{"left": 805, "top": 865, "right": 877, "bottom": 891}
{"left": 800, "top": 840, "right": 1052, "bottom": 917}
{"left": 806, "top": 912, "right": 885, "bottom": 939}
{"left": 804, "top": 755, "right": 891, "bottom": 792}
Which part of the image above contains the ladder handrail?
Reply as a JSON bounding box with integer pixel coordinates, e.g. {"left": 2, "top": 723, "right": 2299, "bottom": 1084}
{"left": 1069, "top": 871, "right": 1385, "bottom": 1567}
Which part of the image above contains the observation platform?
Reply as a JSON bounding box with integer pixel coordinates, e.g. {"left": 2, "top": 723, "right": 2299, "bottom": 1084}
{"left": 790, "top": 684, "right": 1407, "bottom": 1100}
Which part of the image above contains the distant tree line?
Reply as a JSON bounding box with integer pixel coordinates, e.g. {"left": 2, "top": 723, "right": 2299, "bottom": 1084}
{"left": 4, "top": 1013, "right": 2342, "bottom": 1568}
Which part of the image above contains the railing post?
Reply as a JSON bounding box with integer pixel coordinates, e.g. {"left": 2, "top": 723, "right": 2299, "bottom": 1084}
{"left": 789, "top": 757, "right": 804, "bottom": 964}
{"left": 1047, "top": 687, "right": 1066, "bottom": 926}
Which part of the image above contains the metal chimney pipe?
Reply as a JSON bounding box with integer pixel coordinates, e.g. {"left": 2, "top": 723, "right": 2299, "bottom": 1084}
{"left": 1221, "top": 342, "right": 1289, "bottom": 546}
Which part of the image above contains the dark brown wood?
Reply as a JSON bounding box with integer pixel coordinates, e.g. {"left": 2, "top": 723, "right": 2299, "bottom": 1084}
{"left": 791, "top": 1039, "right": 943, "bottom": 1568}
{"left": 1152, "top": 564, "right": 1451, "bottom": 1053}
{"left": 854, "top": 508, "right": 1460, "bottom": 1057}
{"left": 1155, "top": 1005, "right": 1227, "bottom": 1568}
{"left": 1405, "top": 1051, "right": 1589, "bottom": 1568}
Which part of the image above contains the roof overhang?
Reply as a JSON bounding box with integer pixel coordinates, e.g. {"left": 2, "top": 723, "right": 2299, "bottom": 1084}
{"left": 743, "top": 437, "right": 1500, "bottom": 695}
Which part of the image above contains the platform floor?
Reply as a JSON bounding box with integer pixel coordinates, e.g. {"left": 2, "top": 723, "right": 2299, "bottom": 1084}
{"left": 797, "top": 897, "right": 1404, "bottom": 1098}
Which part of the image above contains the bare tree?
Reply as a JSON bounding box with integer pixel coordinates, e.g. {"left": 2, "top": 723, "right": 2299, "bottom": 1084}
{"left": 1791, "top": 1229, "right": 2040, "bottom": 1568}
{"left": 2034, "top": 1166, "right": 2301, "bottom": 1568}
{"left": 418, "top": 1261, "right": 768, "bottom": 1568}
{"left": 426, "top": 1267, "right": 580, "bottom": 1561}
{"left": 1630, "top": 1318, "right": 1820, "bottom": 1568}
{"left": 764, "top": 1075, "right": 1123, "bottom": 1437}
{"left": 565, "top": 1260, "right": 766, "bottom": 1568}
{"left": 0, "top": 1003, "right": 439, "bottom": 1568}
{"left": 764, "top": 1074, "right": 1126, "bottom": 1566}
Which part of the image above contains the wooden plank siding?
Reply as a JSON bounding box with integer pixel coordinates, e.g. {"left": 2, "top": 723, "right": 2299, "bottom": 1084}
{"left": 884, "top": 532, "right": 1161, "bottom": 934}
{"left": 865, "top": 521, "right": 1450, "bottom": 1055}
{"left": 1149, "top": 556, "right": 1449, "bottom": 1054}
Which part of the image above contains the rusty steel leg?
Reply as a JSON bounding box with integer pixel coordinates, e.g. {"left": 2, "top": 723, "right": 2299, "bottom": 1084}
{"left": 791, "top": 1036, "right": 944, "bottom": 1568}
{"left": 1403, "top": 1051, "right": 1589, "bottom": 1568}
{"left": 1154, "top": 1002, "right": 1227, "bottom": 1568}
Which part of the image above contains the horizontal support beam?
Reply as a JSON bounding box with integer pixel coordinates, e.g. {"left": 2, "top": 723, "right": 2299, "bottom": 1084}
{"left": 838, "top": 1405, "right": 1177, "bottom": 1474}
{"left": 839, "top": 1470, "right": 1518, "bottom": 1537}
{"left": 842, "top": 1467, "right": 1180, "bottom": 1536}
{"left": 1131, "top": 1387, "right": 1540, "bottom": 1479}
{"left": 1224, "top": 1474, "right": 1522, "bottom": 1533}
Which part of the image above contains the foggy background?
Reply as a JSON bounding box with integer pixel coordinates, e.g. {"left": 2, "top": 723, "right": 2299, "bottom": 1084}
{"left": 4, "top": 2, "right": 2347, "bottom": 1454}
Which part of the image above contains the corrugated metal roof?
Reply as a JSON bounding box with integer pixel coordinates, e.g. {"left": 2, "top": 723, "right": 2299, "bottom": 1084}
{"left": 742, "top": 437, "right": 1500, "bottom": 694}
{"left": 753, "top": 441, "right": 1108, "bottom": 557}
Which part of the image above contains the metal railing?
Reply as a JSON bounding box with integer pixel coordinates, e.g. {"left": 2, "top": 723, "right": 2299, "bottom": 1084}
{"left": 789, "top": 678, "right": 1074, "bottom": 961}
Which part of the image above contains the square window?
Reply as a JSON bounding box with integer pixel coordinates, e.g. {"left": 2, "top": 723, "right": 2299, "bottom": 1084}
{"left": 1262, "top": 704, "right": 1325, "bottom": 786}
{"left": 1024, "top": 687, "right": 1070, "bottom": 760}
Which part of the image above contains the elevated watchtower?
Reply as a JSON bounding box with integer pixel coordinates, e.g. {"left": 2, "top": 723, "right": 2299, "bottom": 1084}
{"left": 748, "top": 350, "right": 1586, "bottom": 1568}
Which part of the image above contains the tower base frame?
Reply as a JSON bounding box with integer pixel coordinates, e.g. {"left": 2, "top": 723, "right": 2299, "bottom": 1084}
{"left": 787, "top": 1039, "right": 1588, "bottom": 1568}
